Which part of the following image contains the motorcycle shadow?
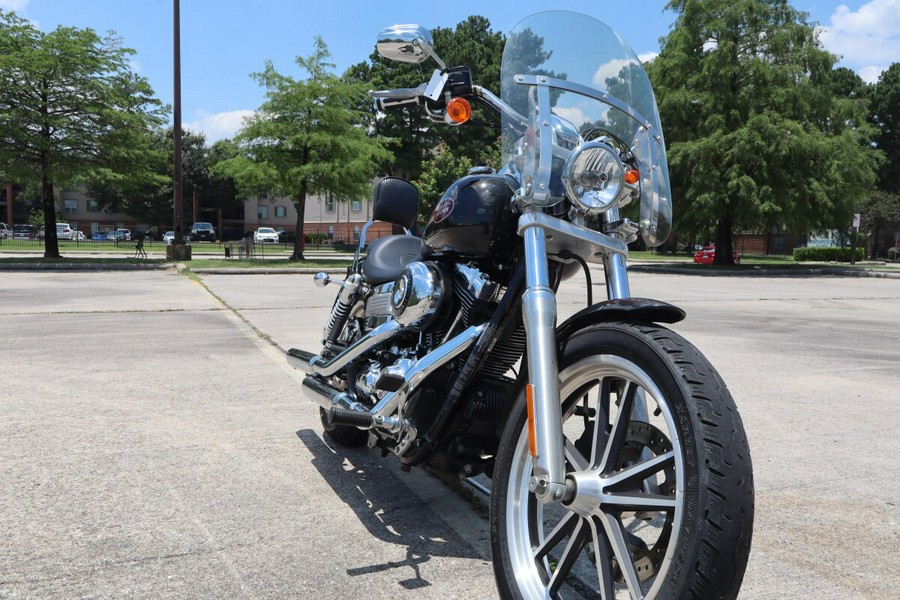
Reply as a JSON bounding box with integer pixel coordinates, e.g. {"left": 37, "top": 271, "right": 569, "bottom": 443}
{"left": 295, "top": 429, "right": 485, "bottom": 590}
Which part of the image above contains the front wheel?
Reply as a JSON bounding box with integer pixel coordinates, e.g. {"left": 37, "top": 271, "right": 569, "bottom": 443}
{"left": 490, "top": 322, "right": 753, "bottom": 599}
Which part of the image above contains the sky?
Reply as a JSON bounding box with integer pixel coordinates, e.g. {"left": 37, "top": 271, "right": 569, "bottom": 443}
{"left": 2, "top": 0, "right": 898, "bottom": 143}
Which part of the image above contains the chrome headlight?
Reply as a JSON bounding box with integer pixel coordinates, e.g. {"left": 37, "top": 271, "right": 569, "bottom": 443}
{"left": 562, "top": 141, "right": 625, "bottom": 214}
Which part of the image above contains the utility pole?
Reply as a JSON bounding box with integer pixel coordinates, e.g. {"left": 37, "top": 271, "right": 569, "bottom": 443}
{"left": 169, "top": 0, "right": 190, "bottom": 259}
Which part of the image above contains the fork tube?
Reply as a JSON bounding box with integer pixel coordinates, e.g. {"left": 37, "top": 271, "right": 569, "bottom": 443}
{"left": 520, "top": 209, "right": 567, "bottom": 504}
{"left": 602, "top": 207, "right": 632, "bottom": 300}
{"left": 600, "top": 207, "right": 648, "bottom": 424}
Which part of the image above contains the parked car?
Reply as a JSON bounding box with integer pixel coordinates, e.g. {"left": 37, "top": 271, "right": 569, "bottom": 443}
{"left": 13, "top": 224, "right": 37, "bottom": 239}
{"left": 73, "top": 230, "right": 86, "bottom": 241}
{"left": 277, "top": 229, "right": 297, "bottom": 243}
{"left": 39, "top": 223, "right": 76, "bottom": 240}
{"left": 0, "top": 222, "right": 11, "bottom": 239}
{"left": 693, "top": 245, "right": 741, "bottom": 265}
{"left": 253, "top": 227, "right": 279, "bottom": 243}
{"left": 92, "top": 231, "right": 108, "bottom": 241}
{"left": 163, "top": 231, "right": 175, "bottom": 245}
{"left": 190, "top": 222, "right": 216, "bottom": 242}
{"left": 108, "top": 229, "right": 132, "bottom": 241}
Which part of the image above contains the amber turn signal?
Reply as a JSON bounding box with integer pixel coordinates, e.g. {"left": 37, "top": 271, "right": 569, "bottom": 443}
{"left": 446, "top": 97, "right": 472, "bottom": 124}
{"left": 625, "top": 169, "right": 640, "bottom": 185}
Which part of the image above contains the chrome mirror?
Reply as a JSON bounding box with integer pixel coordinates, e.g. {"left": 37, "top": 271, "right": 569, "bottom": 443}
{"left": 376, "top": 24, "right": 445, "bottom": 69}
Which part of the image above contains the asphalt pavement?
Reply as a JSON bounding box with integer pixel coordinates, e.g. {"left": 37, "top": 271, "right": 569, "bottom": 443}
{"left": 1, "top": 267, "right": 898, "bottom": 599}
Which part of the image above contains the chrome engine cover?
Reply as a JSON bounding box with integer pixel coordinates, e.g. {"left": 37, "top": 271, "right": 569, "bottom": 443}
{"left": 390, "top": 261, "right": 448, "bottom": 331}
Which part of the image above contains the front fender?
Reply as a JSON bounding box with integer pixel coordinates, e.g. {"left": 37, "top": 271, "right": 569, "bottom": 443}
{"left": 556, "top": 298, "right": 685, "bottom": 344}
{"left": 497, "top": 298, "right": 685, "bottom": 437}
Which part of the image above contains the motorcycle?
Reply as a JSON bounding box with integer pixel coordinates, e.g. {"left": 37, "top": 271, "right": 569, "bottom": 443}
{"left": 288, "top": 11, "right": 753, "bottom": 599}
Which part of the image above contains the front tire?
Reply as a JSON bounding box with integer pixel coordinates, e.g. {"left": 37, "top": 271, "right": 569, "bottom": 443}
{"left": 490, "top": 322, "right": 753, "bottom": 599}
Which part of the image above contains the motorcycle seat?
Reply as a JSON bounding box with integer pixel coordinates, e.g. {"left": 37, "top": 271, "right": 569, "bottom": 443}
{"left": 362, "top": 234, "right": 424, "bottom": 285}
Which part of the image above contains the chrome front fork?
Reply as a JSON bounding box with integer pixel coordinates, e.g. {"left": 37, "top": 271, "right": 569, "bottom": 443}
{"left": 519, "top": 206, "right": 639, "bottom": 504}
{"left": 520, "top": 209, "right": 568, "bottom": 503}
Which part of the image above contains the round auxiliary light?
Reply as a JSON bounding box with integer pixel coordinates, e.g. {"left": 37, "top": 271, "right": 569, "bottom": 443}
{"left": 562, "top": 141, "right": 625, "bottom": 214}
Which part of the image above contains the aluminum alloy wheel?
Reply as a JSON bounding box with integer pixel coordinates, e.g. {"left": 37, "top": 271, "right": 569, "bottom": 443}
{"left": 504, "top": 354, "right": 685, "bottom": 599}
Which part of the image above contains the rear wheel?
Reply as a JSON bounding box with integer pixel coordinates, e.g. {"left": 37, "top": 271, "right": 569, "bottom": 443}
{"left": 491, "top": 322, "right": 753, "bottom": 599}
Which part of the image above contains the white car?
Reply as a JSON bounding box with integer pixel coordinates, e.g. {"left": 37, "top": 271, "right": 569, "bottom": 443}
{"left": 163, "top": 231, "right": 175, "bottom": 245}
{"left": 253, "top": 227, "right": 279, "bottom": 243}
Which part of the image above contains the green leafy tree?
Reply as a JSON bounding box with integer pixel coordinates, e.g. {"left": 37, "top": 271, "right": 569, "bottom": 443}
{"left": 858, "top": 190, "right": 900, "bottom": 258}
{"left": 648, "top": 0, "right": 880, "bottom": 263}
{"left": 218, "top": 37, "right": 392, "bottom": 260}
{"left": 0, "top": 10, "right": 165, "bottom": 257}
{"left": 870, "top": 63, "right": 900, "bottom": 193}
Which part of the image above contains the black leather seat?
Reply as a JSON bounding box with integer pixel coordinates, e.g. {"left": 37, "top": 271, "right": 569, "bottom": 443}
{"left": 362, "top": 235, "right": 424, "bottom": 285}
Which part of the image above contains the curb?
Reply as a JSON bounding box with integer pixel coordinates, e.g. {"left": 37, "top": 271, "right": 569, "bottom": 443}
{"left": 629, "top": 264, "right": 900, "bottom": 279}
{"left": 0, "top": 262, "right": 176, "bottom": 272}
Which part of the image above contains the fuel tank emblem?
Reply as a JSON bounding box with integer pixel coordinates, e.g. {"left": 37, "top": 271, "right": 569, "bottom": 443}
{"left": 431, "top": 196, "right": 455, "bottom": 223}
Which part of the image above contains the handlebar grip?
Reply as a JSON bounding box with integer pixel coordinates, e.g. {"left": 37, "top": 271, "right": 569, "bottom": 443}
{"left": 374, "top": 96, "right": 421, "bottom": 112}
{"left": 368, "top": 84, "right": 428, "bottom": 112}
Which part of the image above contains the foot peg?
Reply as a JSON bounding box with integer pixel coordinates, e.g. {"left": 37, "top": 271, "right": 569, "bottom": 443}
{"left": 329, "top": 408, "right": 374, "bottom": 428}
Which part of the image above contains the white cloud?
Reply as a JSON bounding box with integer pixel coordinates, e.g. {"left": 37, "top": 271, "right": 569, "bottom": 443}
{"left": 592, "top": 58, "right": 634, "bottom": 87}
{"left": 637, "top": 52, "right": 659, "bottom": 64}
{"left": 818, "top": 0, "right": 900, "bottom": 68}
{"left": 858, "top": 64, "right": 888, "bottom": 83}
{"left": 129, "top": 60, "right": 141, "bottom": 74}
{"left": 184, "top": 109, "right": 254, "bottom": 143}
{"left": 0, "top": 0, "right": 30, "bottom": 11}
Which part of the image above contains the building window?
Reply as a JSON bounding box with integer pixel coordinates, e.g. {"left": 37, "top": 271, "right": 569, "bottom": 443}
{"left": 325, "top": 194, "right": 335, "bottom": 212}
{"left": 63, "top": 199, "right": 78, "bottom": 215}
{"left": 327, "top": 225, "right": 334, "bottom": 239}
{"left": 87, "top": 200, "right": 101, "bottom": 213}
{"left": 260, "top": 192, "right": 268, "bottom": 200}
{"left": 275, "top": 206, "right": 286, "bottom": 218}
{"left": 351, "top": 199, "right": 361, "bottom": 212}
{"left": 258, "top": 206, "right": 268, "bottom": 220}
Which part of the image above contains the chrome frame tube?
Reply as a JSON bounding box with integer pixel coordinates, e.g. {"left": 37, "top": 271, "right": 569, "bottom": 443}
{"left": 520, "top": 208, "right": 568, "bottom": 503}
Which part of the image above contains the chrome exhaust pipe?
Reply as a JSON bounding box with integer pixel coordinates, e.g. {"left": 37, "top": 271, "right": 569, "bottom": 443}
{"left": 285, "top": 320, "right": 402, "bottom": 378}
{"left": 286, "top": 348, "right": 316, "bottom": 374}
{"left": 301, "top": 375, "right": 367, "bottom": 413}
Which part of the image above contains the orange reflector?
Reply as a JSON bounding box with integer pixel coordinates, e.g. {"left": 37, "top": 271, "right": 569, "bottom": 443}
{"left": 446, "top": 97, "right": 472, "bottom": 124}
{"left": 526, "top": 384, "right": 537, "bottom": 458}
{"left": 625, "top": 169, "right": 640, "bottom": 185}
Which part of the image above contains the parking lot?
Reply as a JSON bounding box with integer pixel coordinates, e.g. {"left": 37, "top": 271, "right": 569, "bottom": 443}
{"left": 1, "top": 267, "right": 898, "bottom": 599}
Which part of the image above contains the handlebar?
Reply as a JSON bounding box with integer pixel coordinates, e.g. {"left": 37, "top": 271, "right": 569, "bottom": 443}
{"left": 367, "top": 73, "right": 528, "bottom": 129}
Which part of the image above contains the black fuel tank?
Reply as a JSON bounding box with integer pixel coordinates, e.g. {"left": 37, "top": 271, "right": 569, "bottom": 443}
{"left": 421, "top": 174, "right": 518, "bottom": 258}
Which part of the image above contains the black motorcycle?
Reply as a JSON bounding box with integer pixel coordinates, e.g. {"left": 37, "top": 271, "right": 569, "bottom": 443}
{"left": 289, "top": 11, "right": 753, "bottom": 599}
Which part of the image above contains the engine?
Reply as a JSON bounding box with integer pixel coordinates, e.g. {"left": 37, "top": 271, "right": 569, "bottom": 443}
{"left": 355, "top": 262, "right": 523, "bottom": 399}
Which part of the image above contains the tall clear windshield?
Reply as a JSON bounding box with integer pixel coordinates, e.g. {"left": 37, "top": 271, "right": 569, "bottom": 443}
{"left": 500, "top": 11, "right": 672, "bottom": 247}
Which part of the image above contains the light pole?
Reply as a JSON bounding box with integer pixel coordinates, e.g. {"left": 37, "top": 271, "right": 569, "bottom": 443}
{"left": 171, "top": 0, "right": 187, "bottom": 258}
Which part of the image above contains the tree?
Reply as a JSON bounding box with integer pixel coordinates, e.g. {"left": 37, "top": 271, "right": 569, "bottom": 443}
{"left": 858, "top": 190, "right": 900, "bottom": 258}
{"left": 648, "top": 0, "right": 880, "bottom": 263}
{"left": 0, "top": 11, "right": 165, "bottom": 258}
{"left": 870, "top": 63, "right": 900, "bottom": 193}
{"left": 218, "top": 37, "right": 392, "bottom": 260}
